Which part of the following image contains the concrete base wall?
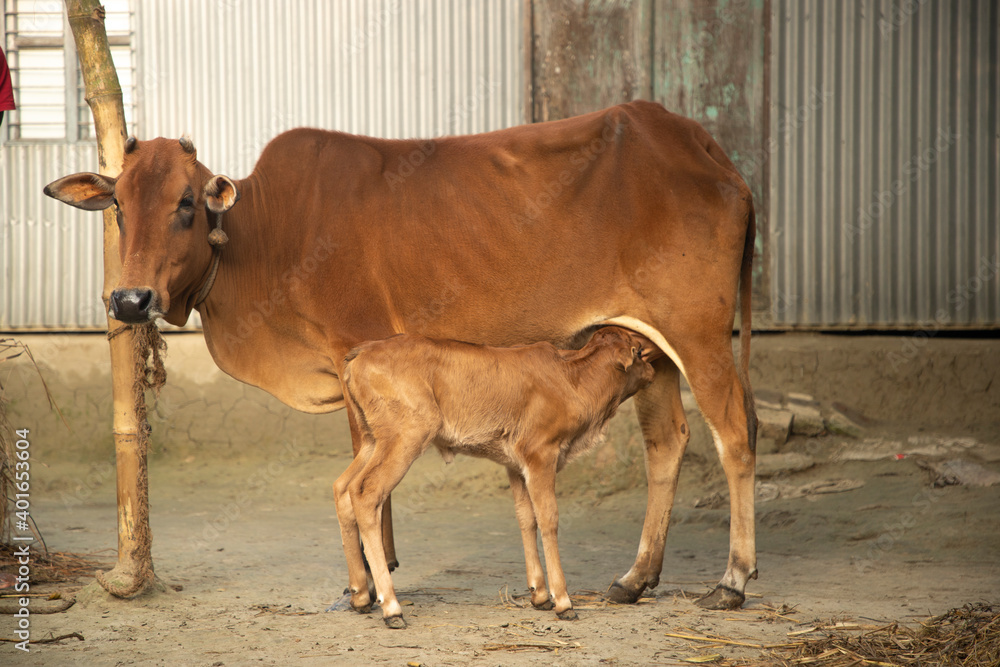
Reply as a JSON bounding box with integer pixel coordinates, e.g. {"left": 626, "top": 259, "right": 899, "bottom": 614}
{"left": 4, "top": 332, "right": 997, "bottom": 470}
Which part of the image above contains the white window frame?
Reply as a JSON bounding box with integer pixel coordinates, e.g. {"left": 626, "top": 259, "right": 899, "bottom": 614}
{"left": 3, "top": 0, "right": 135, "bottom": 143}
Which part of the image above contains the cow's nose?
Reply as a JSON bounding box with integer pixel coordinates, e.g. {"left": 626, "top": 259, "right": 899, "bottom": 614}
{"left": 110, "top": 287, "right": 155, "bottom": 323}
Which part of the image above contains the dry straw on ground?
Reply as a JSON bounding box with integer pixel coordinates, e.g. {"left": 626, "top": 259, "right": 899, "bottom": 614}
{"left": 764, "top": 603, "right": 998, "bottom": 666}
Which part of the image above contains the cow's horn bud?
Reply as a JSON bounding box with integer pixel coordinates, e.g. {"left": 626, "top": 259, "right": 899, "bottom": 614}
{"left": 125, "top": 136, "right": 137, "bottom": 154}
{"left": 208, "top": 228, "right": 229, "bottom": 248}
{"left": 179, "top": 135, "right": 196, "bottom": 154}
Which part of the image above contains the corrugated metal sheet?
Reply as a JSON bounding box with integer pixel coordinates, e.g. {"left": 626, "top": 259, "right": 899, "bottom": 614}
{"left": 2, "top": 0, "right": 524, "bottom": 330}
{"left": 136, "top": 0, "right": 523, "bottom": 180}
{"left": 770, "top": 0, "right": 1000, "bottom": 328}
{"left": 1, "top": 144, "right": 106, "bottom": 328}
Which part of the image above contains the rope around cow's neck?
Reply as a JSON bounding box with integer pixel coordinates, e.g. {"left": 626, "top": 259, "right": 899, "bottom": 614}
{"left": 194, "top": 212, "right": 229, "bottom": 306}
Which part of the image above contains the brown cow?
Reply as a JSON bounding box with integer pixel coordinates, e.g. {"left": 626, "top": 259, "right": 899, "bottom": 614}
{"left": 336, "top": 326, "right": 656, "bottom": 628}
{"left": 43, "top": 100, "right": 757, "bottom": 611}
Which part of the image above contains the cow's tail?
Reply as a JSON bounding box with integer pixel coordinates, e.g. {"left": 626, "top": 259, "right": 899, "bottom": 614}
{"left": 738, "top": 202, "right": 758, "bottom": 453}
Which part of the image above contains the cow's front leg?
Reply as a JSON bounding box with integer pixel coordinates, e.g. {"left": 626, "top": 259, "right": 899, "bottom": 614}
{"left": 507, "top": 467, "right": 552, "bottom": 610}
{"left": 608, "top": 358, "right": 689, "bottom": 604}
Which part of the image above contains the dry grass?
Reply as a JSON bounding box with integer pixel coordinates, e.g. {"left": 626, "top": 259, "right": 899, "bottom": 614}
{"left": 757, "top": 603, "right": 999, "bottom": 667}
{"left": 0, "top": 545, "right": 114, "bottom": 585}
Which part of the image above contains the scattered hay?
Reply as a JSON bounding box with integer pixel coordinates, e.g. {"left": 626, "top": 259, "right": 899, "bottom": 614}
{"left": 0, "top": 546, "right": 113, "bottom": 585}
{"left": 758, "top": 603, "right": 999, "bottom": 666}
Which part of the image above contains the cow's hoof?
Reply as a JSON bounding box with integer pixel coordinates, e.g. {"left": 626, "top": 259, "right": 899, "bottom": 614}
{"left": 695, "top": 585, "right": 745, "bottom": 610}
{"left": 384, "top": 615, "right": 407, "bottom": 629}
{"left": 387, "top": 559, "right": 399, "bottom": 573}
{"left": 556, "top": 608, "right": 579, "bottom": 621}
{"left": 532, "top": 598, "right": 554, "bottom": 611}
{"left": 605, "top": 580, "right": 644, "bottom": 604}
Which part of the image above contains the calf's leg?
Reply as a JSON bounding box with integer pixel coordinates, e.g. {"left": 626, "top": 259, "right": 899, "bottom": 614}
{"left": 608, "top": 358, "right": 689, "bottom": 603}
{"left": 333, "top": 446, "right": 376, "bottom": 613}
{"left": 522, "top": 453, "right": 576, "bottom": 620}
{"left": 507, "top": 467, "right": 552, "bottom": 610}
{"left": 350, "top": 433, "right": 426, "bottom": 629}
{"left": 346, "top": 402, "right": 398, "bottom": 571}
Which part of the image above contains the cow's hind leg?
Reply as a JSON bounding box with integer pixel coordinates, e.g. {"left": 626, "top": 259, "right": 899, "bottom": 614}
{"left": 608, "top": 358, "right": 690, "bottom": 603}
{"left": 684, "top": 339, "right": 757, "bottom": 610}
{"left": 507, "top": 467, "right": 552, "bottom": 610}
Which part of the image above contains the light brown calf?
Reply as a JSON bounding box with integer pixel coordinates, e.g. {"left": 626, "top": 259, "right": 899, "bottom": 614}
{"left": 333, "top": 326, "right": 656, "bottom": 628}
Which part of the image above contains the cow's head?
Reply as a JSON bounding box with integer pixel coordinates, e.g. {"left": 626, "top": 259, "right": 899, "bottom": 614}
{"left": 43, "top": 137, "right": 240, "bottom": 325}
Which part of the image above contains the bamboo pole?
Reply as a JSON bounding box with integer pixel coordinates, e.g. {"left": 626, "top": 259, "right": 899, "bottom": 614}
{"left": 65, "top": 0, "right": 156, "bottom": 598}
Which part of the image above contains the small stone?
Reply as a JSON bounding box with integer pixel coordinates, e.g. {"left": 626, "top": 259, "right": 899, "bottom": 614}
{"left": 786, "top": 392, "right": 818, "bottom": 406}
{"left": 787, "top": 402, "right": 825, "bottom": 436}
{"left": 756, "top": 452, "right": 815, "bottom": 477}
{"left": 825, "top": 407, "right": 864, "bottom": 438}
{"left": 757, "top": 408, "right": 794, "bottom": 445}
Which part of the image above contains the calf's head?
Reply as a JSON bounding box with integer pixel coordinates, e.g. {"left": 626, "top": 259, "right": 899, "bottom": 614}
{"left": 43, "top": 137, "right": 240, "bottom": 326}
{"left": 589, "top": 327, "right": 657, "bottom": 398}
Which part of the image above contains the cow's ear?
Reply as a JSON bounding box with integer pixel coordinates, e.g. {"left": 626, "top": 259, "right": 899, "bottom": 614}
{"left": 204, "top": 175, "right": 240, "bottom": 214}
{"left": 43, "top": 173, "right": 117, "bottom": 211}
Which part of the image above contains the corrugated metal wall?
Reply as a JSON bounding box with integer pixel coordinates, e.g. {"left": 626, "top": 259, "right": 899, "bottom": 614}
{"left": 769, "top": 0, "right": 1000, "bottom": 328}
{"left": 1, "top": 0, "right": 524, "bottom": 330}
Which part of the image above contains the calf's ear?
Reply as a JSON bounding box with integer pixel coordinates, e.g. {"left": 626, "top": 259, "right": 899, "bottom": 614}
{"left": 614, "top": 345, "right": 635, "bottom": 373}
{"left": 204, "top": 175, "right": 240, "bottom": 213}
{"left": 43, "top": 173, "right": 117, "bottom": 211}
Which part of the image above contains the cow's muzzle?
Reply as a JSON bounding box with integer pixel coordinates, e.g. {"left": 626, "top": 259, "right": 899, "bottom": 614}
{"left": 110, "top": 287, "right": 157, "bottom": 323}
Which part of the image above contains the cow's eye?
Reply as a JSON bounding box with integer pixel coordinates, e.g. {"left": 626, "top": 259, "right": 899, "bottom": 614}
{"left": 179, "top": 196, "right": 194, "bottom": 209}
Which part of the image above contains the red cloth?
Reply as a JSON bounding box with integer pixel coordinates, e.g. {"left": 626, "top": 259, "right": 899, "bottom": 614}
{"left": 0, "top": 47, "right": 15, "bottom": 111}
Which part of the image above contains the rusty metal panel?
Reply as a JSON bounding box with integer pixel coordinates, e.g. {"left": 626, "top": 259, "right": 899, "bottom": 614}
{"left": 531, "top": 0, "right": 654, "bottom": 122}
{"left": 770, "top": 0, "right": 1000, "bottom": 328}
{"left": 654, "top": 0, "right": 768, "bottom": 306}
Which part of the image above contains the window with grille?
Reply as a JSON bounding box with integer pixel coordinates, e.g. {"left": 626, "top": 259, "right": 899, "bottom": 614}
{"left": 3, "top": 0, "right": 134, "bottom": 142}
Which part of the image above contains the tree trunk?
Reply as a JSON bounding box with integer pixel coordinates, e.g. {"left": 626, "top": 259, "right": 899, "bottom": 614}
{"left": 65, "top": 0, "right": 156, "bottom": 598}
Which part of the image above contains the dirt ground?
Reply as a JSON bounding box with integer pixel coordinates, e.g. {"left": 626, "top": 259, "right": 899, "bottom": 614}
{"left": 2, "top": 333, "right": 999, "bottom": 665}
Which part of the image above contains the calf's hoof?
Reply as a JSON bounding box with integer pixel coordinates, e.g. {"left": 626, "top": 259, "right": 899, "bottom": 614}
{"left": 556, "top": 608, "right": 579, "bottom": 621}
{"left": 384, "top": 615, "right": 407, "bottom": 629}
{"left": 532, "top": 598, "right": 554, "bottom": 611}
{"left": 387, "top": 559, "right": 399, "bottom": 573}
{"left": 605, "top": 580, "right": 644, "bottom": 604}
{"left": 695, "top": 585, "right": 745, "bottom": 610}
